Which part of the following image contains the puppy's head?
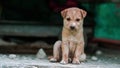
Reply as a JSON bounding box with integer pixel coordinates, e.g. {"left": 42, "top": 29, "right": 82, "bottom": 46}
{"left": 61, "top": 7, "right": 87, "bottom": 31}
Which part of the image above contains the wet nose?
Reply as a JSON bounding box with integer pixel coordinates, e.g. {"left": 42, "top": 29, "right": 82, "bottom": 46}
{"left": 70, "top": 26, "right": 75, "bottom": 30}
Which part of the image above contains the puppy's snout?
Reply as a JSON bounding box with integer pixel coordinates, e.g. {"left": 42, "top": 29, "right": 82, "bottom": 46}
{"left": 70, "top": 23, "right": 76, "bottom": 30}
{"left": 70, "top": 26, "right": 75, "bottom": 30}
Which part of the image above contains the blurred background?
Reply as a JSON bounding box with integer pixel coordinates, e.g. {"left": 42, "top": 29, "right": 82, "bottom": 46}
{"left": 0, "top": 0, "right": 120, "bottom": 54}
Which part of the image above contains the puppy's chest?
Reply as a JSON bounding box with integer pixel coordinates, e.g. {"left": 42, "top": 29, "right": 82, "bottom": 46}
{"left": 67, "top": 35, "right": 79, "bottom": 43}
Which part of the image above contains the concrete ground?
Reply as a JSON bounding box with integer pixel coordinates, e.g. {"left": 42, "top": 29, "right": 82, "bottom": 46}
{"left": 0, "top": 48, "right": 120, "bottom": 68}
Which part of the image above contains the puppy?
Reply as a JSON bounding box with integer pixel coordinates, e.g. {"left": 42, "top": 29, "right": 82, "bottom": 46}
{"left": 50, "top": 7, "right": 87, "bottom": 64}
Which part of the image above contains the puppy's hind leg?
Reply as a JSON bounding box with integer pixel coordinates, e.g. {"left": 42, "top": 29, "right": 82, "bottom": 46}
{"left": 79, "top": 53, "right": 86, "bottom": 62}
{"left": 50, "top": 40, "right": 62, "bottom": 62}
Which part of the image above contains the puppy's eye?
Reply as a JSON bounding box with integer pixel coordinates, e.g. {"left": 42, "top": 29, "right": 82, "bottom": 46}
{"left": 66, "top": 18, "right": 71, "bottom": 21}
{"left": 76, "top": 18, "right": 80, "bottom": 22}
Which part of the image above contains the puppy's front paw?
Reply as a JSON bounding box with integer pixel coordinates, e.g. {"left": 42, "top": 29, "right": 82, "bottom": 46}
{"left": 50, "top": 58, "right": 57, "bottom": 62}
{"left": 60, "top": 60, "right": 68, "bottom": 64}
{"left": 72, "top": 58, "right": 80, "bottom": 64}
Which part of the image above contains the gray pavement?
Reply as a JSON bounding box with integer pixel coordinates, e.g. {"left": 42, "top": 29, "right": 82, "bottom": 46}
{"left": 0, "top": 48, "right": 120, "bottom": 68}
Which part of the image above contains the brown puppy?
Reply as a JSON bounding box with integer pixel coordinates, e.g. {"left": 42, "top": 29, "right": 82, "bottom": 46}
{"left": 50, "top": 7, "right": 87, "bottom": 64}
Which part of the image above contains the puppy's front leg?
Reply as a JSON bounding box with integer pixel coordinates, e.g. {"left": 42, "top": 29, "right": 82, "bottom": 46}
{"left": 60, "top": 41, "right": 69, "bottom": 64}
{"left": 72, "top": 42, "right": 84, "bottom": 64}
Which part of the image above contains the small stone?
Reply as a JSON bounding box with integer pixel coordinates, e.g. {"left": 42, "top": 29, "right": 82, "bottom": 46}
{"left": 91, "top": 56, "right": 98, "bottom": 61}
{"left": 36, "top": 48, "right": 47, "bottom": 59}
{"left": 9, "top": 54, "right": 17, "bottom": 59}
{"left": 96, "top": 50, "right": 102, "bottom": 55}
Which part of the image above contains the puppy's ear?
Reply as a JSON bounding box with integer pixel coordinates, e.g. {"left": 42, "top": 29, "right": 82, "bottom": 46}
{"left": 80, "top": 9, "right": 87, "bottom": 18}
{"left": 61, "top": 9, "right": 68, "bottom": 18}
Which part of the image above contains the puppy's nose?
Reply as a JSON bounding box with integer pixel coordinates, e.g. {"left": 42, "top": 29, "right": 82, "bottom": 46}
{"left": 70, "top": 26, "right": 75, "bottom": 30}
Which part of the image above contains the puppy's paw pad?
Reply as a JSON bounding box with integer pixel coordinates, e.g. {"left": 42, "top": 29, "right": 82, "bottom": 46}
{"left": 60, "top": 60, "right": 68, "bottom": 64}
{"left": 50, "top": 58, "right": 57, "bottom": 62}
